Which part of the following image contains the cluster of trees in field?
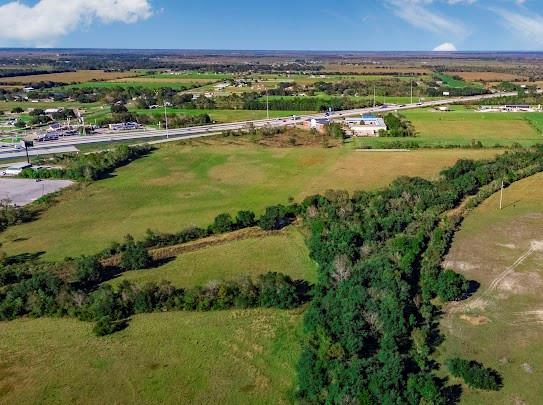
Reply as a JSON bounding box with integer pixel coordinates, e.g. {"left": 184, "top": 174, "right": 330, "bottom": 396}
{"left": 311, "top": 79, "right": 418, "bottom": 97}
{"left": 427, "top": 86, "right": 489, "bottom": 97}
{"left": 0, "top": 200, "right": 32, "bottom": 232}
{"left": 0, "top": 256, "right": 309, "bottom": 337}
{"left": 381, "top": 113, "right": 416, "bottom": 137}
{"left": 20, "top": 144, "right": 153, "bottom": 181}
{"left": 0, "top": 194, "right": 307, "bottom": 336}
{"left": 446, "top": 358, "right": 502, "bottom": 391}
{"left": 96, "top": 204, "right": 297, "bottom": 263}
{"left": 296, "top": 147, "right": 543, "bottom": 403}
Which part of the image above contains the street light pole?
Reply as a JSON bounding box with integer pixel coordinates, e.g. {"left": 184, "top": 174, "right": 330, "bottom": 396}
{"left": 164, "top": 103, "right": 169, "bottom": 139}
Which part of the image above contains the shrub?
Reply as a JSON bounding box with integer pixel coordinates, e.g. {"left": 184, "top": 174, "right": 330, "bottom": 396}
{"left": 446, "top": 358, "right": 502, "bottom": 391}
{"left": 74, "top": 256, "right": 103, "bottom": 286}
{"left": 211, "top": 213, "right": 234, "bottom": 234}
{"left": 235, "top": 210, "right": 256, "bottom": 228}
{"left": 120, "top": 235, "right": 152, "bottom": 270}
{"left": 93, "top": 316, "right": 118, "bottom": 336}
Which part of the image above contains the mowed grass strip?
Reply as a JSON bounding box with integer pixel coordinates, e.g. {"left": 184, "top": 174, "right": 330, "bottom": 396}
{"left": 0, "top": 309, "right": 302, "bottom": 404}
{"left": 439, "top": 173, "right": 543, "bottom": 404}
{"left": 109, "top": 228, "right": 316, "bottom": 288}
{"left": 1, "top": 142, "right": 499, "bottom": 260}
{"left": 354, "top": 109, "right": 543, "bottom": 147}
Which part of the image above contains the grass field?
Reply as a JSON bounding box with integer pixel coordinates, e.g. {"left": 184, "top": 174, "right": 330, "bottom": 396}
{"left": 435, "top": 73, "right": 478, "bottom": 88}
{"left": 1, "top": 141, "right": 499, "bottom": 260}
{"left": 439, "top": 173, "right": 543, "bottom": 404}
{"left": 0, "top": 70, "right": 139, "bottom": 85}
{"left": 109, "top": 228, "right": 317, "bottom": 288}
{"left": 131, "top": 108, "right": 315, "bottom": 123}
{"left": 354, "top": 108, "right": 543, "bottom": 148}
{"left": 0, "top": 309, "right": 302, "bottom": 404}
{"left": 443, "top": 71, "right": 527, "bottom": 82}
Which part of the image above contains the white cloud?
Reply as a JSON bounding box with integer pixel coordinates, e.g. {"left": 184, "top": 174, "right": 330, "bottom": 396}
{"left": 492, "top": 7, "right": 543, "bottom": 46}
{"left": 433, "top": 42, "right": 457, "bottom": 51}
{"left": 0, "top": 0, "right": 153, "bottom": 45}
{"left": 386, "top": 0, "right": 469, "bottom": 38}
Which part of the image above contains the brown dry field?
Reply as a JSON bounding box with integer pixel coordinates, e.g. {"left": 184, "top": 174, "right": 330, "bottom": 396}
{"left": 0, "top": 70, "right": 139, "bottom": 84}
{"left": 444, "top": 71, "right": 527, "bottom": 82}
{"left": 322, "top": 63, "right": 431, "bottom": 75}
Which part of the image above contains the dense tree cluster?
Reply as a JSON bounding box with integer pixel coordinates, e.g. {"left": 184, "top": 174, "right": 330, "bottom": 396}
{"left": 446, "top": 358, "right": 502, "bottom": 391}
{"left": 0, "top": 263, "right": 309, "bottom": 336}
{"left": 296, "top": 148, "right": 543, "bottom": 403}
{"left": 0, "top": 199, "right": 33, "bottom": 232}
{"left": 382, "top": 113, "right": 416, "bottom": 138}
{"left": 20, "top": 144, "right": 153, "bottom": 181}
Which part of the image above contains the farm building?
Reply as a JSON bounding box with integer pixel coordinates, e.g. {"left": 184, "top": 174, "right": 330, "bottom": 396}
{"left": 345, "top": 115, "right": 387, "bottom": 137}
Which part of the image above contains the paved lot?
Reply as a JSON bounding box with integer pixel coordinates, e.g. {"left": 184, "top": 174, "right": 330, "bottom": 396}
{"left": 0, "top": 179, "right": 73, "bottom": 206}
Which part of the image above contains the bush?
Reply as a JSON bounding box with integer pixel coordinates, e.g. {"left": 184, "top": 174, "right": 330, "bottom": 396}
{"left": 74, "top": 256, "right": 103, "bottom": 286}
{"left": 211, "top": 213, "right": 234, "bottom": 234}
{"left": 436, "top": 269, "right": 469, "bottom": 301}
{"left": 446, "top": 358, "right": 502, "bottom": 391}
{"left": 93, "top": 316, "right": 119, "bottom": 336}
{"left": 235, "top": 210, "right": 256, "bottom": 228}
{"left": 120, "top": 235, "right": 152, "bottom": 270}
{"left": 259, "top": 205, "right": 294, "bottom": 230}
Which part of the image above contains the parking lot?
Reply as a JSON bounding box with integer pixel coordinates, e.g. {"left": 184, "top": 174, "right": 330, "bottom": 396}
{"left": 0, "top": 178, "right": 73, "bottom": 206}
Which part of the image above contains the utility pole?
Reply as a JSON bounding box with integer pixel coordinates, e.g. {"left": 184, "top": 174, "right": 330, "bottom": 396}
{"left": 410, "top": 80, "right": 413, "bottom": 105}
{"left": 164, "top": 102, "right": 169, "bottom": 139}
{"left": 499, "top": 180, "right": 504, "bottom": 210}
{"left": 266, "top": 89, "right": 270, "bottom": 120}
{"left": 373, "top": 84, "right": 376, "bottom": 108}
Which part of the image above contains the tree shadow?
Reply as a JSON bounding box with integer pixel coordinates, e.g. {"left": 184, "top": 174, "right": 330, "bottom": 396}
{"left": 458, "top": 280, "right": 480, "bottom": 301}
{"left": 5, "top": 251, "right": 45, "bottom": 265}
{"left": 442, "top": 384, "right": 463, "bottom": 405}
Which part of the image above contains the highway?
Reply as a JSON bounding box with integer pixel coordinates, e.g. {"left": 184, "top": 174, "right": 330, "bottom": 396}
{"left": 0, "top": 91, "right": 517, "bottom": 159}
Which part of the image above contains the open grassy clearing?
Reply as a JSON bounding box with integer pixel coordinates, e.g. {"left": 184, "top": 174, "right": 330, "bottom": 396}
{"left": 443, "top": 71, "right": 527, "bottom": 82}
{"left": 110, "top": 77, "right": 219, "bottom": 85}
{"left": 435, "top": 73, "right": 480, "bottom": 88}
{"left": 439, "top": 173, "right": 543, "bottom": 404}
{"left": 151, "top": 72, "right": 234, "bottom": 80}
{"left": 1, "top": 141, "right": 499, "bottom": 260}
{"left": 109, "top": 227, "right": 316, "bottom": 288}
{"left": 0, "top": 70, "right": 139, "bottom": 85}
{"left": 354, "top": 108, "right": 543, "bottom": 148}
{"left": 65, "top": 81, "right": 197, "bottom": 91}
{"left": 0, "top": 309, "right": 301, "bottom": 404}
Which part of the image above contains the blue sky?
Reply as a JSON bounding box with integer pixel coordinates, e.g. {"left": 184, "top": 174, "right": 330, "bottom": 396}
{"left": 0, "top": 0, "right": 542, "bottom": 51}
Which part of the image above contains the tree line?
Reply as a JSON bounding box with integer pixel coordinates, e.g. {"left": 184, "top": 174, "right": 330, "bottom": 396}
{"left": 296, "top": 147, "right": 543, "bottom": 403}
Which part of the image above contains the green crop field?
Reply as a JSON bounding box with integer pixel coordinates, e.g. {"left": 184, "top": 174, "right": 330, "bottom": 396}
{"left": 109, "top": 228, "right": 317, "bottom": 288}
{"left": 354, "top": 108, "right": 543, "bottom": 148}
{"left": 1, "top": 141, "right": 499, "bottom": 260}
{"left": 0, "top": 309, "right": 302, "bottom": 404}
{"left": 435, "top": 73, "right": 480, "bottom": 88}
{"left": 438, "top": 173, "right": 543, "bottom": 404}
